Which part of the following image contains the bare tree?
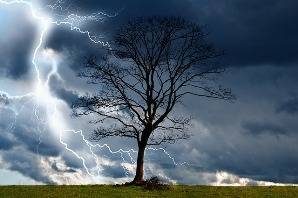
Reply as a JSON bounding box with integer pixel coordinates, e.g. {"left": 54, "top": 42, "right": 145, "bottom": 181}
{"left": 73, "top": 17, "right": 234, "bottom": 184}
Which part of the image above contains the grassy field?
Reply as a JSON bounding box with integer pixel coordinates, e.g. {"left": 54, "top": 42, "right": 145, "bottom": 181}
{"left": 0, "top": 185, "right": 297, "bottom": 198}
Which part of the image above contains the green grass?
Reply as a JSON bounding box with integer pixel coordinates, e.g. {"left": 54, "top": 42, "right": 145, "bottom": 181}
{"left": 0, "top": 185, "right": 297, "bottom": 198}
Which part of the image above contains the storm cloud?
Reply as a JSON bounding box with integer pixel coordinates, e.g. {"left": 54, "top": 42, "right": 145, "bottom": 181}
{"left": 276, "top": 97, "right": 298, "bottom": 115}
{"left": 42, "top": 0, "right": 298, "bottom": 67}
{"left": 242, "top": 121, "right": 287, "bottom": 136}
{"left": 0, "top": 5, "right": 38, "bottom": 79}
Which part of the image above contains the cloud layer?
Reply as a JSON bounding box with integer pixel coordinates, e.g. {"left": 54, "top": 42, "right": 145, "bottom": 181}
{"left": 0, "top": 0, "right": 297, "bottom": 185}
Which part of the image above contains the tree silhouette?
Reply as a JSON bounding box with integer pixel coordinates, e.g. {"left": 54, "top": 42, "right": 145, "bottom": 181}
{"left": 73, "top": 16, "right": 234, "bottom": 184}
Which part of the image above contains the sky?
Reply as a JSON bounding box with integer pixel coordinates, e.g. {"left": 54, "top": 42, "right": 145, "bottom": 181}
{"left": 0, "top": 0, "right": 298, "bottom": 185}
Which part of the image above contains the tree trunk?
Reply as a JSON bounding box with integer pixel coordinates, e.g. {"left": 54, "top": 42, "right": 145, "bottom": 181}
{"left": 132, "top": 143, "right": 146, "bottom": 184}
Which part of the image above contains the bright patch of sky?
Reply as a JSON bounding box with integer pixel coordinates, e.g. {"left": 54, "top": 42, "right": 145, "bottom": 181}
{"left": 0, "top": 169, "right": 39, "bottom": 185}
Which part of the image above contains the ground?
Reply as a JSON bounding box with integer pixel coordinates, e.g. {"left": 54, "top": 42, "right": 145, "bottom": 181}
{"left": 0, "top": 185, "right": 297, "bottom": 197}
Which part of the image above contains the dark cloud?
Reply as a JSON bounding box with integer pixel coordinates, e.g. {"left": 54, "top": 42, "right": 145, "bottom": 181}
{"left": 187, "top": 132, "right": 298, "bottom": 183}
{"left": 0, "top": 105, "right": 16, "bottom": 151}
{"left": 48, "top": 0, "right": 194, "bottom": 18}
{"left": 62, "top": 153, "right": 85, "bottom": 169}
{"left": 0, "top": 6, "right": 38, "bottom": 79}
{"left": 49, "top": 76, "right": 79, "bottom": 107}
{"left": 242, "top": 121, "right": 287, "bottom": 136}
{"left": 191, "top": 0, "right": 298, "bottom": 66}
{"left": 13, "top": 123, "right": 61, "bottom": 157}
{"left": 45, "top": 26, "right": 106, "bottom": 72}
{"left": 276, "top": 97, "right": 298, "bottom": 115}
{"left": 0, "top": 96, "right": 63, "bottom": 183}
{"left": 101, "top": 164, "right": 126, "bottom": 178}
{"left": 174, "top": 65, "right": 298, "bottom": 184}
{"left": 43, "top": 0, "right": 298, "bottom": 68}
{"left": 0, "top": 134, "right": 14, "bottom": 150}
{"left": 2, "top": 149, "right": 54, "bottom": 184}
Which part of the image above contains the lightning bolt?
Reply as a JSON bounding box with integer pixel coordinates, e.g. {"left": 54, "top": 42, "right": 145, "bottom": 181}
{"left": 0, "top": 0, "right": 187, "bottom": 183}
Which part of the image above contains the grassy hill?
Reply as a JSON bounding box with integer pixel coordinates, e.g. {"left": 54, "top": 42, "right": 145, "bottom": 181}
{"left": 0, "top": 185, "right": 297, "bottom": 198}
